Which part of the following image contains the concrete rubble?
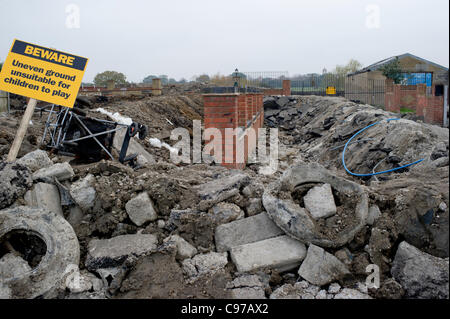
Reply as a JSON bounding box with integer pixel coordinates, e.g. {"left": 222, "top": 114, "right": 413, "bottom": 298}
{"left": 16, "top": 149, "right": 53, "bottom": 172}
{"left": 230, "top": 235, "right": 307, "bottom": 272}
{"left": 0, "top": 253, "right": 32, "bottom": 278}
{"left": 298, "top": 244, "right": 351, "bottom": 286}
{"left": 391, "top": 241, "right": 449, "bottom": 299}
{"left": 0, "top": 162, "right": 33, "bottom": 209}
{"left": 163, "top": 235, "right": 198, "bottom": 260}
{"left": 263, "top": 162, "right": 369, "bottom": 248}
{"left": 0, "top": 92, "right": 448, "bottom": 299}
{"left": 86, "top": 234, "right": 158, "bottom": 270}
{"left": 215, "top": 212, "right": 285, "bottom": 252}
{"left": 125, "top": 192, "right": 158, "bottom": 226}
{"left": 209, "top": 202, "right": 244, "bottom": 224}
{"left": 303, "top": 183, "right": 337, "bottom": 219}
{"left": 70, "top": 174, "right": 97, "bottom": 211}
{"left": 25, "top": 182, "right": 63, "bottom": 216}
{"left": 226, "top": 275, "right": 266, "bottom": 299}
{"left": 33, "top": 162, "right": 74, "bottom": 182}
{"left": 182, "top": 252, "right": 228, "bottom": 278}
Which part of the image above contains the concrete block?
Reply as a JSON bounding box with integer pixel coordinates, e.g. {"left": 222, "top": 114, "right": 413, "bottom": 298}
{"left": 230, "top": 235, "right": 306, "bottom": 273}
{"left": 33, "top": 162, "right": 74, "bottom": 182}
{"left": 197, "top": 172, "right": 250, "bottom": 210}
{"left": 16, "top": 150, "right": 52, "bottom": 172}
{"left": 125, "top": 192, "right": 157, "bottom": 226}
{"left": 210, "top": 202, "right": 244, "bottom": 224}
{"left": 70, "top": 174, "right": 96, "bottom": 211}
{"left": 227, "top": 275, "right": 266, "bottom": 299}
{"left": 182, "top": 252, "right": 228, "bottom": 278}
{"left": 303, "top": 183, "right": 336, "bottom": 219}
{"left": 298, "top": 244, "right": 350, "bottom": 286}
{"left": 86, "top": 234, "right": 158, "bottom": 270}
{"left": 163, "top": 235, "right": 197, "bottom": 260}
{"left": 25, "top": 182, "right": 63, "bottom": 216}
{"left": 215, "top": 212, "right": 285, "bottom": 252}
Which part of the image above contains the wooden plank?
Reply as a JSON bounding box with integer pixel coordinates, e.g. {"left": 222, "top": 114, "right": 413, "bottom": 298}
{"left": 6, "top": 98, "right": 37, "bottom": 162}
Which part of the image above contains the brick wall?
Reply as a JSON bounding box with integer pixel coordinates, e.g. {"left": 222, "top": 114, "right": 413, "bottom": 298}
{"left": 262, "top": 80, "right": 291, "bottom": 96}
{"left": 203, "top": 92, "right": 264, "bottom": 169}
{"left": 416, "top": 84, "right": 445, "bottom": 125}
{"left": 385, "top": 80, "right": 444, "bottom": 126}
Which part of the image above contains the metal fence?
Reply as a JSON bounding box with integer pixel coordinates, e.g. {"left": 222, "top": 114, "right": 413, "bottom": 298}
{"left": 242, "top": 71, "right": 289, "bottom": 89}
{"left": 345, "top": 78, "right": 385, "bottom": 107}
{"left": 290, "top": 74, "right": 346, "bottom": 96}
{"left": 208, "top": 71, "right": 289, "bottom": 91}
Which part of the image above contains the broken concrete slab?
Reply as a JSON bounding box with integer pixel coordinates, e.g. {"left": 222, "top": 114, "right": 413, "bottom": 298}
{"left": 215, "top": 212, "right": 285, "bottom": 252}
{"left": 0, "top": 162, "right": 33, "bottom": 209}
{"left": 163, "top": 235, "right": 197, "bottom": 260}
{"left": 333, "top": 288, "right": 372, "bottom": 299}
{"left": 66, "top": 206, "right": 84, "bottom": 229}
{"left": 298, "top": 244, "right": 351, "bottom": 286}
{"left": 33, "top": 162, "right": 74, "bottom": 182}
{"left": 16, "top": 149, "right": 52, "bottom": 172}
{"left": 70, "top": 174, "right": 96, "bottom": 211}
{"left": 276, "top": 96, "right": 290, "bottom": 108}
{"left": 226, "top": 275, "right": 266, "bottom": 299}
{"left": 391, "top": 241, "right": 449, "bottom": 299}
{"left": 269, "top": 281, "right": 323, "bottom": 299}
{"left": 86, "top": 234, "right": 158, "bottom": 270}
{"left": 230, "top": 235, "right": 306, "bottom": 273}
{"left": 303, "top": 183, "right": 337, "bottom": 219}
{"left": 263, "top": 162, "right": 368, "bottom": 248}
{"left": 136, "top": 154, "right": 149, "bottom": 166}
{"left": 196, "top": 172, "right": 250, "bottom": 210}
{"left": 210, "top": 202, "right": 244, "bottom": 224}
{"left": 25, "top": 182, "right": 63, "bottom": 217}
{"left": 328, "top": 282, "right": 341, "bottom": 294}
{"left": 246, "top": 198, "right": 263, "bottom": 216}
{"left": 125, "top": 192, "right": 157, "bottom": 226}
{"left": 182, "top": 252, "right": 228, "bottom": 278}
{"left": 64, "top": 268, "right": 103, "bottom": 294}
{"left": 0, "top": 253, "right": 32, "bottom": 278}
{"left": 367, "top": 205, "right": 381, "bottom": 226}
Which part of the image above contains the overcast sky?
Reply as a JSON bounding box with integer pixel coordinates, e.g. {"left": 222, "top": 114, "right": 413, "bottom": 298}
{"left": 1, "top": 0, "right": 448, "bottom": 82}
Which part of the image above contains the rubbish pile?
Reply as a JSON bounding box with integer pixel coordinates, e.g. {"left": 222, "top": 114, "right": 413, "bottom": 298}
{"left": 0, "top": 92, "right": 448, "bottom": 299}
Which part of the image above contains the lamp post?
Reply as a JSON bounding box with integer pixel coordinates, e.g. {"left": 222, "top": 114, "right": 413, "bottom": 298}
{"left": 232, "top": 68, "right": 240, "bottom": 93}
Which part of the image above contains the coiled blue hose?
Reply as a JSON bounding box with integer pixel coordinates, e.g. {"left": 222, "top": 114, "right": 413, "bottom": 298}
{"left": 342, "top": 118, "right": 425, "bottom": 177}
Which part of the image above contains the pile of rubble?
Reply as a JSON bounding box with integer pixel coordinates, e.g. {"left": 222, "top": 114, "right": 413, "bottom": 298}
{"left": 0, "top": 93, "right": 448, "bottom": 299}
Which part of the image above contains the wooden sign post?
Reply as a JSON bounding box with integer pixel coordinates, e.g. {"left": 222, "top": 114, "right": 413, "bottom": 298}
{"left": 6, "top": 98, "right": 37, "bottom": 162}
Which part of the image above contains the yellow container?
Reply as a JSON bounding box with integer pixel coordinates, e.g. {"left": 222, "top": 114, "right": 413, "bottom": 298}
{"left": 326, "top": 86, "right": 336, "bottom": 95}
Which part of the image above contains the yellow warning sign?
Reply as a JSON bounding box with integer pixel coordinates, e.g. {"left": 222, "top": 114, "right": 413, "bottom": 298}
{"left": 326, "top": 86, "right": 336, "bottom": 95}
{"left": 0, "top": 39, "right": 88, "bottom": 108}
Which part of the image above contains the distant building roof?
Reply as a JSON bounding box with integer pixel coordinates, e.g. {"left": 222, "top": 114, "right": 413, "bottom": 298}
{"left": 348, "top": 53, "right": 449, "bottom": 76}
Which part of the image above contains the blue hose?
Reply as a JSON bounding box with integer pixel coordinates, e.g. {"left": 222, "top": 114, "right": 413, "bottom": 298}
{"left": 342, "top": 118, "right": 425, "bottom": 177}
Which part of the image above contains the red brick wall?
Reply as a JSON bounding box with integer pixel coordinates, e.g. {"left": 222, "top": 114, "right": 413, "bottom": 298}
{"left": 203, "top": 93, "right": 264, "bottom": 169}
{"left": 282, "top": 80, "right": 291, "bottom": 96}
{"left": 416, "top": 84, "right": 444, "bottom": 125}
{"left": 262, "top": 80, "right": 291, "bottom": 96}
{"left": 385, "top": 81, "right": 444, "bottom": 126}
{"left": 385, "top": 80, "right": 400, "bottom": 112}
{"left": 398, "top": 86, "right": 418, "bottom": 110}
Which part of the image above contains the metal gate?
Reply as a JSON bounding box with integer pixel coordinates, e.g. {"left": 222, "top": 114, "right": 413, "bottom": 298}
{"left": 345, "top": 78, "right": 385, "bottom": 108}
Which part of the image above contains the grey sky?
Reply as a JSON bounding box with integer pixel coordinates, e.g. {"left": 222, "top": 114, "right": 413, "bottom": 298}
{"left": 1, "top": 0, "right": 448, "bottom": 83}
